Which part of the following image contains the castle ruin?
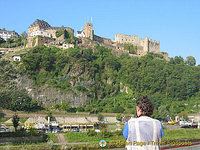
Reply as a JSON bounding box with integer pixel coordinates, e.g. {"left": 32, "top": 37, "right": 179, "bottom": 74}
{"left": 114, "top": 34, "right": 160, "bottom": 56}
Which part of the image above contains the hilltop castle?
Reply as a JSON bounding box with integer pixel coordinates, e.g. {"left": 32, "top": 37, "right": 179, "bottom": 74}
{"left": 26, "top": 19, "right": 168, "bottom": 59}
{"left": 27, "top": 19, "right": 74, "bottom": 48}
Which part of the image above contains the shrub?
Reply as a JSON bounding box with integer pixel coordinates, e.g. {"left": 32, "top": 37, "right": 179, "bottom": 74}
{"left": 87, "top": 130, "right": 97, "bottom": 136}
{"left": 98, "top": 114, "right": 104, "bottom": 121}
{"left": 100, "top": 129, "right": 111, "bottom": 138}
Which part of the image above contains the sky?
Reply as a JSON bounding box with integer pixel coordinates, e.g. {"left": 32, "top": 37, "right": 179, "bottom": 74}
{"left": 1, "top": 0, "right": 200, "bottom": 64}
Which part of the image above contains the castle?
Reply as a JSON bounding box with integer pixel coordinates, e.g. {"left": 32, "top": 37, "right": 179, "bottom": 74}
{"left": 27, "top": 19, "right": 168, "bottom": 59}
{"left": 27, "top": 19, "right": 74, "bottom": 48}
{"left": 114, "top": 34, "right": 160, "bottom": 56}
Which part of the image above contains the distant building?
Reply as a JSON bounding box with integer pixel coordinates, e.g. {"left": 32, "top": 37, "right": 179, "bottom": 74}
{"left": 27, "top": 19, "right": 74, "bottom": 47}
{"left": 30, "top": 30, "right": 51, "bottom": 38}
{"left": 76, "top": 30, "right": 85, "bottom": 38}
{"left": 13, "top": 55, "right": 21, "bottom": 61}
{"left": 62, "top": 43, "right": 74, "bottom": 49}
{"left": 0, "top": 29, "right": 19, "bottom": 40}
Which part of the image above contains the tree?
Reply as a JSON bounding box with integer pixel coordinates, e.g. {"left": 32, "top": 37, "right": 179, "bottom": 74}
{"left": 12, "top": 114, "right": 19, "bottom": 132}
{"left": 157, "top": 105, "right": 168, "bottom": 121}
{"left": 173, "top": 56, "right": 184, "bottom": 64}
{"left": 98, "top": 114, "right": 104, "bottom": 121}
{"left": 0, "top": 37, "right": 5, "bottom": 44}
{"left": 185, "top": 56, "right": 196, "bottom": 66}
{"left": 10, "top": 90, "right": 32, "bottom": 111}
{"left": 116, "top": 114, "right": 122, "bottom": 121}
{"left": 0, "top": 107, "right": 5, "bottom": 119}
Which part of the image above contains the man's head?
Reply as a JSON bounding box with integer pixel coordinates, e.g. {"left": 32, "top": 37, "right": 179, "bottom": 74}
{"left": 136, "top": 96, "right": 154, "bottom": 117}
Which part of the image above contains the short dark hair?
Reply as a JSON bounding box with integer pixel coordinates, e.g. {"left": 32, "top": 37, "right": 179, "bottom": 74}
{"left": 136, "top": 96, "right": 154, "bottom": 117}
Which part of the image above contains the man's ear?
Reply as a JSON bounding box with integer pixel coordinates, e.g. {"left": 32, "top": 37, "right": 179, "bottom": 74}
{"left": 136, "top": 106, "right": 140, "bottom": 112}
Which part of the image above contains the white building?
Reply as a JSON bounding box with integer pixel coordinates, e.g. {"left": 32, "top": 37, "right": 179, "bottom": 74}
{"left": 29, "top": 30, "right": 51, "bottom": 38}
{"left": 13, "top": 55, "right": 21, "bottom": 61}
{"left": 76, "top": 30, "right": 85, "bottom": 38}
{"left": 62, "top": 43, "right": 74, "bottom": 49}
{"left": 0, "top": 29, "right": 19, "bottom": 41}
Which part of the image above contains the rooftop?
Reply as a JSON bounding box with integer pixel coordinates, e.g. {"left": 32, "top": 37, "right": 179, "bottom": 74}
{"left": 29, "top": 19, "right": 51, "bottom": 29}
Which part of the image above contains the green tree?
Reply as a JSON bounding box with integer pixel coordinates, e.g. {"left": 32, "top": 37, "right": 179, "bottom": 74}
{"left": 116, "top": 114, "right": 122, "bottom": 121}
{"left": 185, "top": 56, "right": 196, "bottom": 66}
{"left": 157, "top": 105, "right": 168, "bottom": 121}
{"left": 12, "top": 114, "right": 19, "bottom": 132}
{"left": 98, "top": 114, "right": 104, "bottom": 121}
{"left": 10, "top": 90, "right": 32, "bottom": 111}
{"left": 0, "top": 107, "right": 5, "bottom": 119}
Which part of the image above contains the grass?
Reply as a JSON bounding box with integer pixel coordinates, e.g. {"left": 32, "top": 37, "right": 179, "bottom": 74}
{"left": 0, "top": 117, "right": 11, "bottom": 123}
{"left": 65, "top": 128, "right": 200, "bottom": 144}
{"left": 65, "top": 131, "right": 125, "bottom": 144}
{"left": 47, "top": 133, "right": 58, "bottom": 143}
{"left": 19, "top": 117, "right": 28, "bottom": 124}
{"left": 162, "top": 128, "right": 200, "bottom": 141}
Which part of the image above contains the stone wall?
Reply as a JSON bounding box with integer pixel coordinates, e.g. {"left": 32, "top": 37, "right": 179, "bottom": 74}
{"left": 34, "top": 36, "right": 55, "bottom": 47}
{"left": 114, "top": 34, "right": 160, "bottom": 55}
{"left": 46, "top": 27, "right": 74, "bottom": 39}
{"left": 94, "top": 35, "right": 113, "bottom": 46}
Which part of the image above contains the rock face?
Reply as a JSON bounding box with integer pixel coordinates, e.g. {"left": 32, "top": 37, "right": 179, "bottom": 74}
{"left": 17, "top": 75, "right": 88, "bottom": 107}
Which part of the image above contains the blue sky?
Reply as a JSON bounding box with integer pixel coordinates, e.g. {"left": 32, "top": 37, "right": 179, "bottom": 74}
{"left": 1, "top": 0, "right": 200, "bottom": 64}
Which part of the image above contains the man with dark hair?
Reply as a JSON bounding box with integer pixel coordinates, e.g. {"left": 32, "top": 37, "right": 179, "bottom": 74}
{"left": 123, "top": 96, "right": 164, "bottom": 150}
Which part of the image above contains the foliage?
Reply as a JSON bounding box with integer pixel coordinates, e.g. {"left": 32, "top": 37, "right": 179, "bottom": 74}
{"left": 185, "top": 56, "right": 196, "bottom": 66}
{"left": 0, "top": 107, "right": 5, "bottom": 119}
{"left": 56, "top": 30, "right": 65, "bottom": 38}
{"left": 116, "top": 114, "right": 123, "bottom": 121}
{"left": 124, "top": 43, "right": 137, "bottom": 54}
{"left": 45, "top": 112, "right": 53, "bottom": 121}
{"left": 157, "top": 105, "right": 168, "bottom": 121}
{"left": 12, "top": 114, "right": 19, "bottom": 132}
{"left": 87, "top": 130, "right": 97, "bottom": 136}
{"left": 0, "top": 35, "right": 27, "bottom": 48}
{"left": 97, "top": 114, "right": 104, "bottom": 121}
{"left": 19, "top": 45, "right": 200, "bottom": 116}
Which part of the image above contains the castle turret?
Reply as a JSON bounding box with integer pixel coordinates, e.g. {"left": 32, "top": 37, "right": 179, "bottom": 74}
{"left": 83, "top": 23, "right": 94, "bottom": 40}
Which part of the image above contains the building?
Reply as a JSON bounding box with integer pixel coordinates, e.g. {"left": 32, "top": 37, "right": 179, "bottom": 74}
{"left": 29, "top": 30, "right": 51, "bottom": 38}
{"left": 114, "top": 34, "right": 160, "bottom": 56}
{"left": 76, "top": 30, "right": 85, "bottom": 38}
{"left": 0, "top": 29, "right": 19, "bottom": 41}
{"left": 62, "top": 43, "right": 74, "bottom": 49}
{"left": 27, "top": 19, "right": 74, "bottom": 47}
{"left": 13, "top": 55, "right": 21, "bottom": 61}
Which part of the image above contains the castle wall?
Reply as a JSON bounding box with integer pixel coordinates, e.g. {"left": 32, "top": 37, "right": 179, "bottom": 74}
{"left": 94, "top": 35, "right": 112, "bottom": 45}
{"left": 115, "top": 34, "right": 160, "bottom": 55}
{"left": 46, "top": 27, "right": 74, "bottom": 39}
{"left": 35, "top": 36, "right": 54, "bottom": 47}
{"left": 148, "top": 40, "right": 160, "bottom": 53}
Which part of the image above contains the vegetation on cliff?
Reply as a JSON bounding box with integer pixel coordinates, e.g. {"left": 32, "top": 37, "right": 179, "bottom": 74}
{"left": 0, "top": 56, "right": 41, "bottom": 112}
{"left": 15, "top": 45, "right": 200, "bottom": 119}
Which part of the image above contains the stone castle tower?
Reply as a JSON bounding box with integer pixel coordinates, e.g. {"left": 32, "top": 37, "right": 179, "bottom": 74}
{"left": 83, "top": 23, "right": 94, "bottom": 40}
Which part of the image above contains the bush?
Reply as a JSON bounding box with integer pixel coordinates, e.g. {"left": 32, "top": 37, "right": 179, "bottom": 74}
{"left": 116, "top": 114, "right": 122, "bottom": 121}
{"left": 98, "top": 114, "right": 104, "bottom": 121}
{"left": 87, "top": 130, "right": 97, "bottom": 136}
{"left": 100, "top": 129, "right": 111, "bottom": 138}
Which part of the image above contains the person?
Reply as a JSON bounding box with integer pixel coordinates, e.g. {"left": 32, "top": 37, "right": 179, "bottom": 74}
{"left": 123, "top": 96, "right": 164, "bottom": 150}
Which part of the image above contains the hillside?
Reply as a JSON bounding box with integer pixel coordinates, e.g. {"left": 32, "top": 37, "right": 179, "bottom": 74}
{"left": 0, "top": 45, "right": 200, "bottom": 119}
